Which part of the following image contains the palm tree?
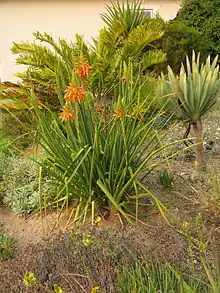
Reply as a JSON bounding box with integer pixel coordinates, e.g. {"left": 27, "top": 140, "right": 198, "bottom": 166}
{"left": 156, "top": 52, "right": 220, "bottom": 168}
{"left": 7, "top": 1, "right": 166, "bottom": 106}
{"left": 90, "top": 1, "right": 166, "bottom": 100}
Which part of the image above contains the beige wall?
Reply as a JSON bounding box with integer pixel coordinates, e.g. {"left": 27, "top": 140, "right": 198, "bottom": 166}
{"left": 0, "top": 0, "right": 179, "bottom": 82}
{"left": 142, "top": 0, "right": 180, "bottom": 20}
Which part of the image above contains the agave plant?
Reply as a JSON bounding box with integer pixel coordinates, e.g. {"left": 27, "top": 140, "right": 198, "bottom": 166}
{"left": 156, "top": 52, "right": 220, "bottom": 168}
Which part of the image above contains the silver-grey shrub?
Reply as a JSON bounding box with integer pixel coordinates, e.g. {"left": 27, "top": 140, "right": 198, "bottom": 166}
{"left": 1, "top": 153, "right": 53, "bottom": 214}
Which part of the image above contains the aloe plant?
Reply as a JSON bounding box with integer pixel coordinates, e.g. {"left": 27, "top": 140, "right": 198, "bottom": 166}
{"left": 157, "top": 52, "right": 220, "bottom": 168}
{"left": 32, "top": 60, "right": 183, "bottom": 223}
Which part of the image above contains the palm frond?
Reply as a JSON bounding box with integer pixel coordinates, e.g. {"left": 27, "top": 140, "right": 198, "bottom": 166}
{"left": 101, "top": 1, "right": 146, "bottom": 34}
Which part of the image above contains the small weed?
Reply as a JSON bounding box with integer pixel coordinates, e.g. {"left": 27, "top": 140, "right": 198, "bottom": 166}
{"left": 23, "top": 272, "right": 37, "bottom": 287}
{"left": 53, "top": 284, "right": 64, "bottom": 293}
{"left": 22, "top": 272, "right": 64, "bottom": 292}
{"left": 91, "top": 286, "right": 101, "bottom": 293}
{"left": 157, "top": 170, "right": 174, "bottom": 189}
{"left": 0, "top": 232, "right": 15, "bottom": 259}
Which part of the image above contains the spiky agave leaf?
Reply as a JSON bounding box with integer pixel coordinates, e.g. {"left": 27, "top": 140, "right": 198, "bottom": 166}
{"left": 156, "top": 52, "right": 220, "bottom": 123}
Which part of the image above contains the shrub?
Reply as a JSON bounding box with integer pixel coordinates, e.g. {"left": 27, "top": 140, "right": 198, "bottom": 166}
{"left": 158, "top": 20, "right": 210, "bottom": 73}
{"left": 176, "top": 0, "right": 220, "bottom": 56}
{"left": 7, "top": 1, "right": 166, "bottom": 107}
{"left": 89, "top": 1, "right": 166, "bottom": 99}
{"left": 2, "top": 155, "right": 54, "bottom": 214}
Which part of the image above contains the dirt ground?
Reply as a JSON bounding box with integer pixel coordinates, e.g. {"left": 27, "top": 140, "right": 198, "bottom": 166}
{"left": 0, "top": 207, "right": 73, "bottom": 248}
{"left": 0, "top": 142, "right": 220, "bottom": 292}
{"left": 0, "top": 212, "right": 189, "bottom": 293}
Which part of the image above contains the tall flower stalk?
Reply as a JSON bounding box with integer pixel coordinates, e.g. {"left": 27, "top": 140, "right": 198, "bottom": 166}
{"left": 33, "top": 61, "right": 180, "bottom": 223}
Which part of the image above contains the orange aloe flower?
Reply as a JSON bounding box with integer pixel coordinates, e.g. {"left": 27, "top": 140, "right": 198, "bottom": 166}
{"left": 138, "top": 115, "right": 144, "bottom": 121}
{"left": 122, "top": 72, "right": 127, "bottom": 83}
{"left": 64, "top": 84, "right": 86, "bottom": 102}
{"left": 122, "top": 72, "right": 133, "bottom": 84}
{"left": 75, "top": 59, "right": 92, "bottom": 79}
{"left": 97, "top": 106, "right": 103, "bottom": 116}
{"left": 60, "top": 106, "right": 74, "bottom": 121}
{"left": 129, "top": 78, "right": 134, "bottom": 85}
{"left": 113, "top": 108, "right": 127, "bottom": 119}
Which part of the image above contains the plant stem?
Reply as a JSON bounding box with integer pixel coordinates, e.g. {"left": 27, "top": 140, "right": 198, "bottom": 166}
{"left": 193, "top": 119, "right": 206, "bottom": 169}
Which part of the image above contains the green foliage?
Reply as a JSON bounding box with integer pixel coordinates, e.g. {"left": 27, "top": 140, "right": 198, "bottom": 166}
{"left": 156, "top": 52, "right": 219, "bottom": 166}
{"left": 90, "top": 1, "right": 166, "bottom": 99}
{"left": 0, "top": 82, "right": 29, "bottom": 110}
{"left": 177, "top": 0, "right": 220, "bottom": 55}
{"left": 9, "top": 1, "right": 166, "bottom": 106}
{"left": 0, "top": 232, "right": 16, "bottom": 259}
{"left": 0, "top": 109, "right": 35, "bottom": 152}
{"left": 157, "top": 170, "right": 174, "bottom": 189}
{"left": 118, "top": 262, "right": 210, "bottom": 292}
{"left": 101, "top": 1, "right": 146, "bottom": 33}
{"left": 156, "top": 52, "right": 220, "bottom": 123}
{"left": 10, "top": 31, "right": 88, "bottom": 106}
{"left": 0, "top": 83, "right": 41, "bottom": 155}
{"left": 158, "top": 21, "right": 210, "bottom": 73}
{"left": 1, "top": 154, "right": 53, "bottom": 215}
{"left": 33, "top": 62, "right": 178, "bottom": 222}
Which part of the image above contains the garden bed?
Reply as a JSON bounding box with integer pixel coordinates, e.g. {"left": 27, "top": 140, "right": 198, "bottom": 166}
{"left": 0, "top": 150, "right": 219, "bottom": 292}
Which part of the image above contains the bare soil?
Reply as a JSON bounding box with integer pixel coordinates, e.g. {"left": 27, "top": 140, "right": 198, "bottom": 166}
{"left": 0, "top": 207, "right": 73, "bottom": 248}
{"left": 0, "top": 151, "right": 219, "bottom": 292}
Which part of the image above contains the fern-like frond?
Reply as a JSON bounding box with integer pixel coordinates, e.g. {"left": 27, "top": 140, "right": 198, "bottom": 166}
{"left": 121, "top": 18, "right": 164, "bottom": 59}
{"left": 101, "top": 1, "right": 146, "bottom": 34}
{"left": 140, "top": 49, "right": 166, "bottom": 71}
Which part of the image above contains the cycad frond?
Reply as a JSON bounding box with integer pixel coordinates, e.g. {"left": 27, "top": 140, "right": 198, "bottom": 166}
{"left": 101, "top": 1, "right": 146, "bottom": 34}
{"left": 121, "top": 18, "right": 164, "bottom": 59}
{"left": 93, "top": 28, "right": 115, "bottom": 58}
{"left": 140, "top": 50, "right": 166, "bottom": 70}
{"left": 13, "top": 43, "right": 58, "bottom": 70}
{"left": 10, "top": 31, "right": 88, "bottom": 106}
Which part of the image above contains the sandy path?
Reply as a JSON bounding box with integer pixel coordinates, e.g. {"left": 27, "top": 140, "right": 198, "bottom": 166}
{"left": 0, "top": 206, "right": 71, "bottom": 247}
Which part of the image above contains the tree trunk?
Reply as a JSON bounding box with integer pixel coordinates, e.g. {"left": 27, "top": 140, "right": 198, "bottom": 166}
{"left": 193, "top": 119, "right": 206, "bottom": 169}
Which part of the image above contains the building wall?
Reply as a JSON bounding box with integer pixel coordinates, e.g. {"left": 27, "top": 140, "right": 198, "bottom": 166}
{"left": 142, "top": 0, "right": 180, "bottom": 20}
{"left": 0, "top": 0, "right": 180, "bottom": 82}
